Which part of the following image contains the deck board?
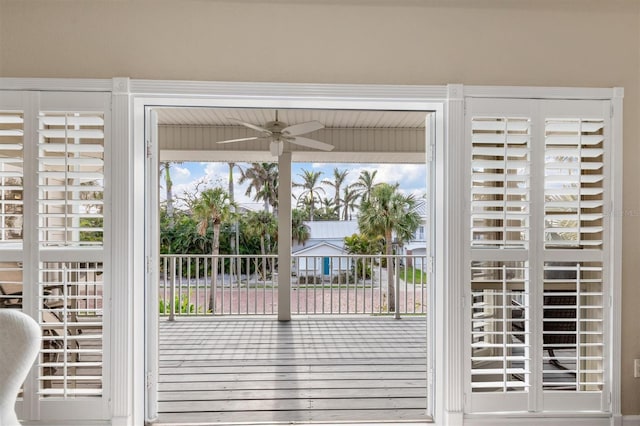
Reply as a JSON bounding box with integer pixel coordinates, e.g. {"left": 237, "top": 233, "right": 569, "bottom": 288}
{"left": 158, "top": 316, "right": 428, "bottom": 425}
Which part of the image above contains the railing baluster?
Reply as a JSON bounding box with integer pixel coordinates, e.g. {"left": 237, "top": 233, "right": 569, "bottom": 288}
{"left": 404, "top": 256, "right": 408, "bottom": 315}
{"left": 244, "top": 256, "right": 249, "bottom": 315}
{"left": 169, "top": 257, "right": 176, "bottom": 321}
{"left": 186, "top": 256, "right": 191, "bottom": 316}
{"left": 413, "top": 258, "right": 416, "bottom": 314}
{"left": 353, "top": 258, "right": 357, "bottom": 314}
{"left": 235, "top": 257, "right": 240, "bottom": 315}
{"left": 321, "top": 257, "right": 325, "bottom": 314}
{"left": 162, "top": 257, "right": 167, "bottom": 316}
{"left": 227, "top": 261, "right": 231, "bottom": 315}
{"left": 394, "top": 257, "right": 400, "bottom": 319}
{"left": 372, "top": 257, "right": 376, "bottom": 313}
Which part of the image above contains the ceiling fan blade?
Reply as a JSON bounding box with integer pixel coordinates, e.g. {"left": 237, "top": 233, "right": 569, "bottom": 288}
{"left": 282, "top": 120, "right": 324, "bottom": 136}
{"left": 226, "top": 117, "right": 271, "bottom": 134}
{"left": 289, "top": 136, "right": 334, "bottom": 151}
{"left": 216, "top": 136, "right": 262, "bottom": 145}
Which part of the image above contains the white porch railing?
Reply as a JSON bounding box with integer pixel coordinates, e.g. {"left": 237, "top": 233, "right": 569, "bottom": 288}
{"left": 159, "top": 254, "right": 427, "bottom": 318}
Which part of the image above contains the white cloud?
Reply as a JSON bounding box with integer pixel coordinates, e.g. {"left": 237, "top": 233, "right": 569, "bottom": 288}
{"left": 172, "top": 165, "right": 191, "bottom": 179}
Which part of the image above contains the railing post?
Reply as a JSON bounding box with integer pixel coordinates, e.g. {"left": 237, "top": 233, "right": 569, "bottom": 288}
{"left": 394, "top": 256, "right": 401, "bottom": 320}
{"left": 169, "top": 257, "right": 176, "bottom": 322}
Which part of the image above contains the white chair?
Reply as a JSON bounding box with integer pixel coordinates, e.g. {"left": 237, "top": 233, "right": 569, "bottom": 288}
{"left": 0, "top": 309, "right": 40, "bottom": 426}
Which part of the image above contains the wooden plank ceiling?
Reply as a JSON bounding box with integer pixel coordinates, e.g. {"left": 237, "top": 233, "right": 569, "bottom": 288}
{"left": 157, "top": 108, "right": 429, "bottom": 163}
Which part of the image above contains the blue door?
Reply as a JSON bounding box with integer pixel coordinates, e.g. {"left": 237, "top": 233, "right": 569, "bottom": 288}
{"left": 323, "top": 257, "right": 330, "bottom": 275}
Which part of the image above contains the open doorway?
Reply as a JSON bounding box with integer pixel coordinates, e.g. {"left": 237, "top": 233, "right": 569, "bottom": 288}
{"left": 145, "top": 106, "right": 435, "bottom": 424}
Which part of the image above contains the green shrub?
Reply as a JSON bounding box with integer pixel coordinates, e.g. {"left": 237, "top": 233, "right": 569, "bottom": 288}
{"left": 159, "top": 295, "right": 196, "bottom": 314}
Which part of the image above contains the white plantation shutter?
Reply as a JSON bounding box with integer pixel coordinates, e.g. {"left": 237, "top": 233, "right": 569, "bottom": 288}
{"left": 38, "top": 112, "right": 104, "bottom": 246}
{"left": 542, "top": 262, "right": 604, "bottom": 393}
{"left": 0, "top": 92, "right": 110, "bottom": 421}
{"left": 470, "top": 261, "right": 529, "bottom": 394}
{"left": 471, "top": 117, "right": 530, "bottom": 248}
{"left": 39, "top": 260, "right": 104, "bottom": 398}
{"left": 467, "top": 99, "right": 611, "bottom": 414}
{"left": 0, "top": 112, "right": 24, "bottom": 243}
{"left": 37, "top": 109, "right": 107, "bottom": 402}
{"left": 33, "top": 94, "right": 110, "bottom": 420}
{"left": 544, "top": 119, "right": 604, "bottom": 248}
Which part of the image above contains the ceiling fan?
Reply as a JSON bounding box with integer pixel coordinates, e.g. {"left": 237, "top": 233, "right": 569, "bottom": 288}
{"left": 216, "top": 110, "right": 334, "bottom": 156}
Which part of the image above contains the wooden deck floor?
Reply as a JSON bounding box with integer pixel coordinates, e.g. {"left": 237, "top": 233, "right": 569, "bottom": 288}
{"left": 157, "top": 316, "right": 429, "bottom": 425}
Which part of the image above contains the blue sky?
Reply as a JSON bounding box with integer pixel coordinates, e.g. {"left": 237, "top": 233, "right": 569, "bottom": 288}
{"left": 163, "top": 162, "right": 427, "bottom": 211}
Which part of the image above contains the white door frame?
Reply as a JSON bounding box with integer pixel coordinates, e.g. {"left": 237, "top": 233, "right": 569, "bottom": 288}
{"left": 130, "top": 81, "right": 447, "bottom": 425}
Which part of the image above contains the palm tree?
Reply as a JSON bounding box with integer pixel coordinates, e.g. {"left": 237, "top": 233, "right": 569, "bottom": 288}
{"left": 358, "top": 183, "right": 421, "bottom": 312}
{"left": 193, "top": 187, "right": 235, "bottom": 311}
{"left": 291, "top": 208, "right": 311, "bottom": 246}
{"left": 293, "top": 169, "right": 325, "bottom": 221}
{"left": 316, "top": 197, "right": 339, "bottom": 220}
{"left": 322, "top": 168, "right": 349, "bottom": 217}
{"left": 239, "top": 163, "right": 278, "bottom": 214}
{"left": 246, "top": 210, "right": 277, "bottom": 280}
{"left": 228, "top": 162, "right": 242, "bottom": 283}
{"left": 159, "top": 161, "right": 182, "bottom": 227}
{"left": 341, "top": 185, "right": 360, "bottom": 220}
{"left": 353, "top": 169, "right": 378, "bottom": 204}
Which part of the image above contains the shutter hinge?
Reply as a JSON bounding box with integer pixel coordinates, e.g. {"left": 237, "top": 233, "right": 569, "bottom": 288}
{"left": 427, "top": 256, "right": 434, "bottom": 274}
{"left": 146, "top": 256, "right": 152, "bottom": 274}
{"left": 146, "top": 371, "right": 154, "bottom": 389}
{"left": 608, "top": 391, "right": 612, "bottom": 407}
{"left": 427, "top": 144, "right": 434, "bottom": 162}
{"left": 146, "top": 139, "right": 152, "bottom": 158}
{"left": 610, "top": 103, "right": 614, "bottom": 118}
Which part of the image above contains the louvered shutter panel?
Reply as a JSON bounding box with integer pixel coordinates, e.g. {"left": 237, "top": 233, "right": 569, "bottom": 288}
{"left": 38, "top": 113, "right": 104, "bottom": 247}
{"left": 0, "top": 92, "right": 110, "bottom": 421}
{"left": 471, "top": 117, "right": 530, "bottom": 248}
{"left": 467, "top": 99, "right": 611, "bottom": 414}
{"left": 467, "top": 103, "right": 533, "bottom": 413}
{"left": 39, "top": 260, "right": 104, "bottom": 397}
{"left": 542, "top": 262, "right": 604, "bottom": 392}
{"left": 544, "top": 119, "right": 604, "bottom": 248}
{"left": 36, "top": 98, "right": 109, "bottom": 412}
{"left": 471, "top": 261, "right": 529, "bottom": 393}
{"left": 0, "top": 112, "right": 24, "bottom": 243}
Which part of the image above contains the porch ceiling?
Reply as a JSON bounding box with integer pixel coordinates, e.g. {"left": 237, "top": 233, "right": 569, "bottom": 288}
{"left": 157, "top": 107, "right": 430, "bottom": 163}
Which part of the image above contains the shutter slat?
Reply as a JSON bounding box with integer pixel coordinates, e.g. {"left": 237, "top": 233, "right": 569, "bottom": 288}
{"left": 0, "top": 115, "right": 24, "bottom": 124}
{"left": 38, "top": 157, "right": 104, "bottom": 167}
{"left": 0, "top": 130, "right": 24, "bottom": 137}
{"left": 39, "top": 171, "right": 104, "bottom": 180}
{"left": 0, "top": 143, "right": 23, "bottom": 150}
{"left": 39, "top": 115, "right": 104, "bottom": 126}
{"left": 545, "top": 135, "right": 604, "bottom": 145}
{"left": 545, "top": 121, "right": 603, "bottom": 133}
{"left": 39, "top": 129, "right": 105, "bottom": 139}
{"left": 38, "top": 143, "right": 104, "bottom": 153}
{"left": 471, "top": 134, "right": 529, "bottom": 145}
